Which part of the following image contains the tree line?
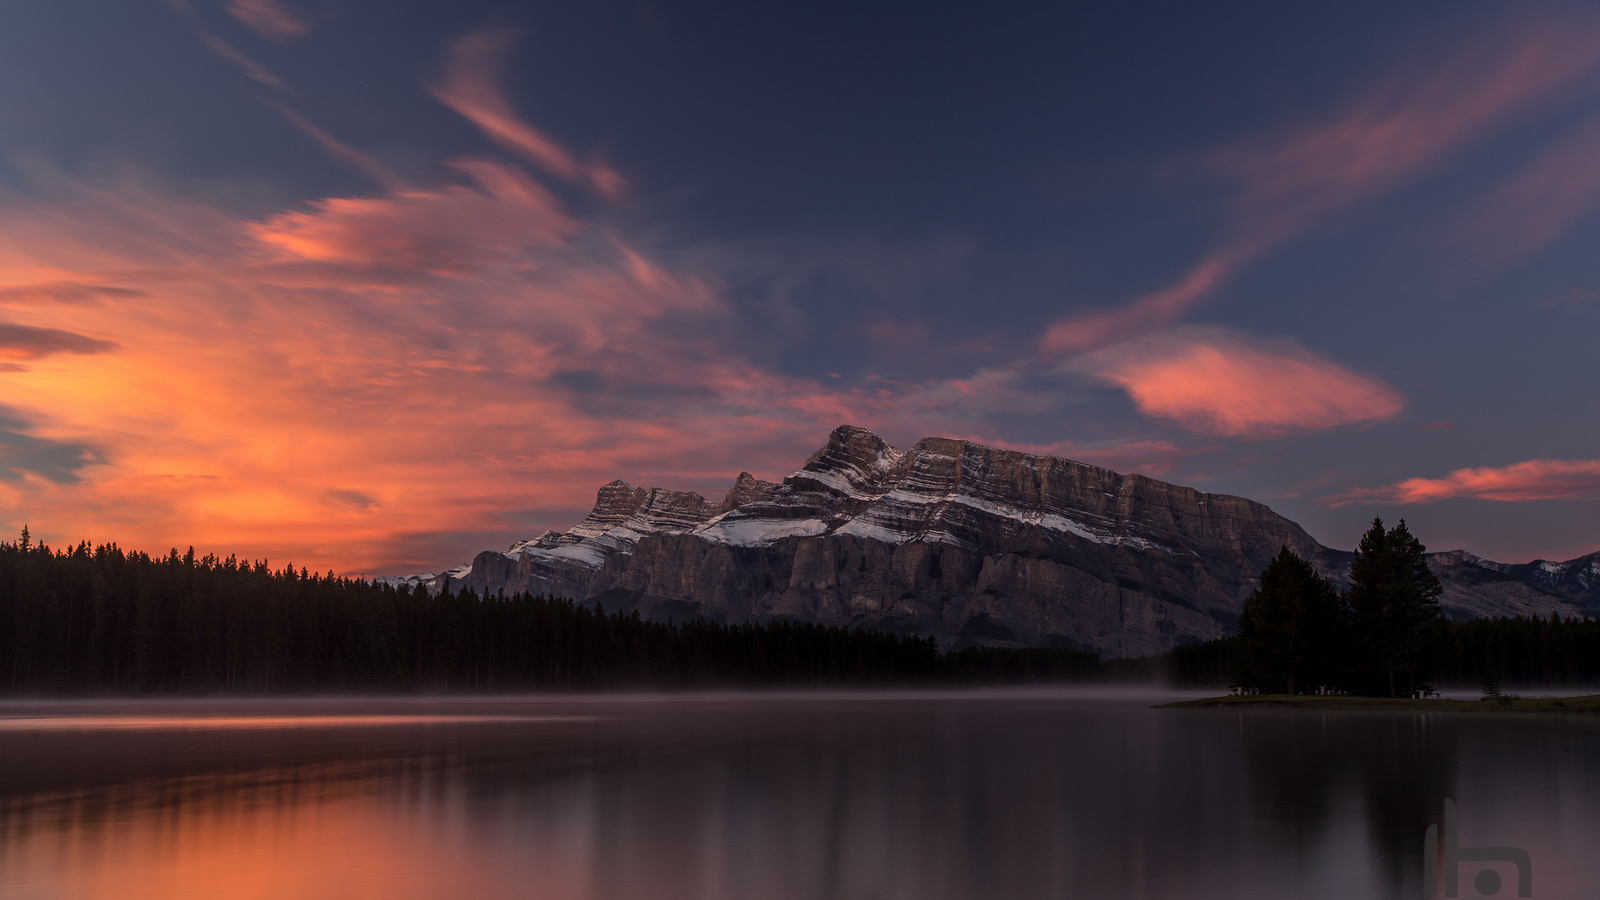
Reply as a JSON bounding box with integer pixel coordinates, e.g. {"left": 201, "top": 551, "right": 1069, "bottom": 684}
{"left": 1229, "top": 517, "right": 1600, "bottom": 696}
{"left": 3, "top": 527, "right": 1594, "bottom": 695}
{"left": 0, "top": 532, "right": 950, "bottom": 693}
{"left": 1, "top": 530, "right": 1208, "bottom": 694}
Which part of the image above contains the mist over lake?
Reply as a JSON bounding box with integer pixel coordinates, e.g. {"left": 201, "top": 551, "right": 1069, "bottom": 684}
{"left": 3, "top": 692, "right": 1597, "bottom": 900}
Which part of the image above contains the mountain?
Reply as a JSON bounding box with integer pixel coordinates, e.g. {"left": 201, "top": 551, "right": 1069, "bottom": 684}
{"left": 415, "top": 425, "right": 1594, "bottom": 658}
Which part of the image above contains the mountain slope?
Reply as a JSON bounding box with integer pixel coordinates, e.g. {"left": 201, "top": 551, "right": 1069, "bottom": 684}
{"left": 428, "top": 425, "right": 1591, "bottom": 657}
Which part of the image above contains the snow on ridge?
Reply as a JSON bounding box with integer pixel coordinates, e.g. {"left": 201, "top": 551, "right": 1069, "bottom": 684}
{"left": 696, "top": 516, "right": 828, "bottom": 547}
{"left": 373, "top": 574, "right": 433, "bottom": 588}
{"left": 789, "top": 466, "right": 896, "bottom": 501}
{"left": 834, "top": 519, "right": 921, "bottom": 544}
{"left": 484, "top": 439, "right": 1180, "bottom": 568}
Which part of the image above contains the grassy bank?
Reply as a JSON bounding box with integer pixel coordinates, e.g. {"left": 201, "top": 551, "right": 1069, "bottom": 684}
{"left": 1157, "top": 693, "right": 1600, "bottom": 712}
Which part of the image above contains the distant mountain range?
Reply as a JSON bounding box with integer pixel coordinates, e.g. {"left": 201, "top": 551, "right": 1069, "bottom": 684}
{"left": 390, "top": 425, "right": 1598, "bottom": 657}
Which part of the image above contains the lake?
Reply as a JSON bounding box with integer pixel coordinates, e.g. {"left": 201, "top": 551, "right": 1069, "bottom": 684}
{"left": 1, "top": 690, "right": 1596, "bottom": 899}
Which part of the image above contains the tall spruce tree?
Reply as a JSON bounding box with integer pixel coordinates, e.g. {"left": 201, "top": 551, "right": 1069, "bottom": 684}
{"left": 1229, "top": 546, "right": 1347, "bottom": 694}
{"left": 1346, "top": 518, "right": 1444, "bottom": 696}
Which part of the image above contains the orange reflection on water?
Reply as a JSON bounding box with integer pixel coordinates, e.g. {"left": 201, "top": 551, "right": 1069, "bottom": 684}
{"left": 0, "top": 783, "right": 589, "bottom": 900}
{"left": 0, "top": 714, "right": 591, "bottom": 732}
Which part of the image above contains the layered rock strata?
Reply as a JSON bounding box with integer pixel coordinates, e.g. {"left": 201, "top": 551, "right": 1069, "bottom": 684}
{"left": 426, "top": 425, "right": 1593, "bottom": 657}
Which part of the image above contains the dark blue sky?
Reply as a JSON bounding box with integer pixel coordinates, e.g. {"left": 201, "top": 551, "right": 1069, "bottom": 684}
{"left": 1, "top": 0, "right": 1596, "bottom": 572}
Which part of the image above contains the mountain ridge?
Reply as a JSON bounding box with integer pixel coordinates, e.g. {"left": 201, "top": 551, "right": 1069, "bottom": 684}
{"left": 397, "top": 425, "right": 1595, "bottom": 657}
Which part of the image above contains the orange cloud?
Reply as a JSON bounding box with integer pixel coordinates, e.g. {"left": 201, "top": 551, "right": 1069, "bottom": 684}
{"left": 429, "top": 28, "right": 627, "bottom": 200}
{"left": 226, "top": 0, "right": 309, "bottom": 40}
{"left": 1077, "top": 328, "right": 1404, "bottom": 437}
{"left": 1335, "top": 459, "right": 1600, "bottom": 505}
{"left": 1040, "top": 16, "right": 1600, "bottom": 354}
{"left": 0, "top": 159, "right": 892, "bottom": 573}
{"left": 247, "top": 158, "right": 577, "bottom": 273}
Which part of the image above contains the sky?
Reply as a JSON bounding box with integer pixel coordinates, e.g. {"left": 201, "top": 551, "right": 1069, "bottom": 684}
{"left": 1, "top": 0, "right": 1598, "bottom": 575}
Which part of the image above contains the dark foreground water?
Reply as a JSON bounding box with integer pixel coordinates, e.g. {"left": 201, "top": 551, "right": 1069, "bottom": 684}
{"left": 1, "top": 691, "right": 1597, "bottom": 900}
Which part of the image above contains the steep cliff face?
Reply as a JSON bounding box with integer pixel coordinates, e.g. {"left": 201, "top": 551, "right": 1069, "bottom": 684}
{"left": 439, "top": 425, "right": 1592, "bottom": 657}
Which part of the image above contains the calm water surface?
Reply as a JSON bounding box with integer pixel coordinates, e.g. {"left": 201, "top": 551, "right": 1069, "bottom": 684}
{"left": 1, "top": 691, "right": 1597, "bottom": 899}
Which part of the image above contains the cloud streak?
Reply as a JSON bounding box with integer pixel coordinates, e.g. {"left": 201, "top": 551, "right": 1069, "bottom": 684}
{"left": 1465, "top": 114, "right": 1600, "bottom": 265}
{"left": 1075, "top": 327, "right": 1404, "bottom": 438}
{"left": 246, "top": 157, "right": 578, "bottom": 273}
{"left": 1040, "top": 16, "right": 1600, "bottom": 354}
{"left": 226, "top": 0, "right": 309, "bottom": 41}
{"left": 266, "top": 101, "right": 403, "bottom": 190}
{"left": 1333, "top": 459, "right": 1600, "bottom": 505}
{"left": 162, "top": 0, "right": 293, "bottom": 90}
{"left": 429, "top": 28, "right": 627, "bottom": 200}
{"left": 197, "top": 32, "right": 292, "bottom": 91}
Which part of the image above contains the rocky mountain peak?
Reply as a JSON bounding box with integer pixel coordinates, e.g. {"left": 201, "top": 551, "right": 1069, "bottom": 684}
{"left": 589, "top": 479, "right": 649, "bottom": 524}
{"left": 633, "top": 487, "right": 717, "bottom": 532}
{"left": 433, "top": 425, "right": 1597, "bottom": 657}
{"left": 721, "top": 471, "right": 779, "bottom": 512}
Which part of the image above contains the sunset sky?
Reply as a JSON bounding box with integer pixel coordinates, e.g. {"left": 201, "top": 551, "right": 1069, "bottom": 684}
{"left": 2, "top": 0, "right": 1598, "bottom": 574}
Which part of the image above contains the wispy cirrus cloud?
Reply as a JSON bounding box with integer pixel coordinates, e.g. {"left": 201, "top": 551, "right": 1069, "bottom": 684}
{"left": 265, "top": 101, "right": 403, "bottom": 190}
{"left": 197, "top": 31, "right": 291, "bottom": 90}
{"left": 247, "top": 157, "right": 578, "bottom": 273}
{"left": 1040, "top": 16, "right": 1600, "bottom": 355}
{"left": 162, "top": 0, "right": 294, "bottom": 90}
{"left": 226, "top": 0, "right": 309, "bottom": 41}
{"left": 1332, "top": 459, "right": 1600, "bottom": 505}
{"left": 1074, "top": 327, "right": 1404, "bottom": 438}
{"left": 0, "top": 29, "right": 776, "bottom": 570}
{"left": 429, "top": 28, "right": 628, "bottom": 200}
{"left": 1464, "top": 114, "right": 1600, "bottom": 266}
{"left": 0, "top": 166, "right": 856, "bottom": 571}
{"left": 0, "top": 102, "right": 895, "bottom": 574}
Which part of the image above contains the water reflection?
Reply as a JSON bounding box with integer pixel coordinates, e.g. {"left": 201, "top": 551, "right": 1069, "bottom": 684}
{"left": 0, "top": 694, "right": 1597, "bottom": 899}
{"left": 1238, "top": 712, "right": 1459, "bottom": 898}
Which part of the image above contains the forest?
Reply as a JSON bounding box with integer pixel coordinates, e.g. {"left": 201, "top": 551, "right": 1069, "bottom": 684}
{"left": 1229, "top": 518, "right": 1600, "bottom": 696}
{"left": 0, "top": 529, "right": 1594, "bottom": 695}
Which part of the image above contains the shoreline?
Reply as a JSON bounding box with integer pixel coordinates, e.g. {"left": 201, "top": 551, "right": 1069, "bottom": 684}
{"left": 1157, "top": 693, "right": 1600, "bottom": 712}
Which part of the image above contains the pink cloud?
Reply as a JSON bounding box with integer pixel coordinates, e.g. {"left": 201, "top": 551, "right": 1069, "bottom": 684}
{"left": 1334, "top": 460, "right": 1600, "bottom": 505}
{"left": 1076, "top": 328, "right": 1404, "bottom": 438}
{"left": 1465, "top": 114, "right": 1600, "bottom": 264}
{"left": 1039, "top": 244, "right": 1256, "bottom": 354}
{"left": 161, "top": 0, "right": 293, "bottom": 88}
{"left": 429, "top": 28, "right": 627, "bottom": 200}
{"left": 1040, "top": 17, "right": 1600, "bottom": 355}
{"left": 226, "top": 0, "right": 309, "bottom": 41}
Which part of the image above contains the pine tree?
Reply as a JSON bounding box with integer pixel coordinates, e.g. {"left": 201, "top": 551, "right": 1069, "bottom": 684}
{"left": 1481, "top": 651, "right": 1502, "bottom": 700}
{"left": 1346, "top": 518, "right": 1444, "bottom": 696}
{"left": 1229, "top": 546, "right": 1347, "bottom": 694}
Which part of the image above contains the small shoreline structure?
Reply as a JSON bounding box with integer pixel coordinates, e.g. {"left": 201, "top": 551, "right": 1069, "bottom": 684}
{"left": 1156, "top": 693, "right": 1600, "bottom": 713}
